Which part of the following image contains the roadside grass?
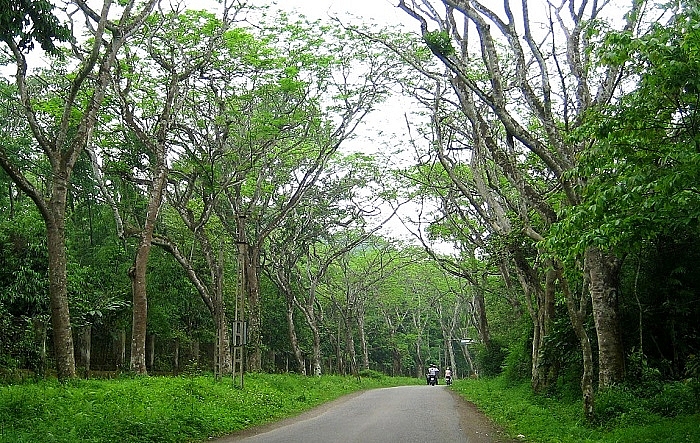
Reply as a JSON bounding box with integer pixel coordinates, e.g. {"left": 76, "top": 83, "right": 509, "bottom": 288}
{"left": 0, "top": 372, "right": 419, "bottom": 443}
{"left": 451, "top": 376, "right": 700, "bottom": 442}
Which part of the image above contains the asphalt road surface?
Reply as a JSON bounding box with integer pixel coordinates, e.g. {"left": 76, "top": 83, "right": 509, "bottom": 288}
{"left": 213, "top": 385, "right": 515, "bottom": 443}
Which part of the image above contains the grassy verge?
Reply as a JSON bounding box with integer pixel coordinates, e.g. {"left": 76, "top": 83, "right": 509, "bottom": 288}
{"left": 451, "top": 377, "right": 700, "bottom": 443}
{"left": 0, "top": 372, "right": 419, "bottom": 443}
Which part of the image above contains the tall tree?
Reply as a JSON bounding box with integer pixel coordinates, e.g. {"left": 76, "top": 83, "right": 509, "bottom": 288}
{"left": 0, "top": 0, "right": 156, "bottom": 379}
{"left": 208, "top": 14, "right": 400, "bottom": 370}
{"left": 114, "top": 7, "right": 233, "bottom": 375}
{"left": 394, "top": 0, "right": 648, "bottom": 398}
{"left": 265, "top": 154, "right": 384, "bottom": 375}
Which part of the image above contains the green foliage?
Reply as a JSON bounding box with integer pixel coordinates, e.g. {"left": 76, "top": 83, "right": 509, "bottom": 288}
{"left": 0, "top": 0, "right": 71, "bottom": 55}
{"left": 686, "top": 354, "right": 700, "bottom": 381}
{"left": 549, "top": 2, "right": 700, "bottom": 260}
{"left": 0, "top": 374, "right": 418, "bottom": 442}
{"left": 624, "top": 350, "right": 665, "bottom": 397}
{"left": 595, "top": 381, "right": 699, "bottom": 427}
{"left": 474, "top": 340, "right": 507, "bottom": 377}
{"left": 358, "top": 369, "right": 384, "bottom": 379}
{"left": 502, "top": 328, "right": 533, "bottom": 384}
{"left": 423, "top": 30, "right": 455, "bottom": 57}
{"left": 452, "top": 376, "right": 700, "bottom": 442}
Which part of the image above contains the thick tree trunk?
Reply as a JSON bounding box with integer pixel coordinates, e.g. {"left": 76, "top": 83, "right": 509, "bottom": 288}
{"left": 192, "top": 339, "right": 200, "bottom": 365}
{"left": 46, "top": 189, "right": 76, "bottom": 380}
{"left": 381, "top": 309, "right": 404, "bottom": 376}
{"left": 31, "top": 317, "right": 48, "bottom": 377}
{"left": 515, "top": 267, "right": 547, "bottom": 391}
{"left": 512, "top": 247, "right": 557, "bottom": 392}
{"left": 130, "top": 164, "right": 168, "bottom": 375}
{"left": 212, "top": 304, "right": 232, "bottom": 378}
{"left": 245, "top": 246, "right": 262, "bottom": 371}
{"left": 585, "top": 246, "right": 625, "bottom": 386}
{"left": 173, "top": 337, "right": 180, "bottom": 375}
{"left": 303, "top": 311, "right": 322, "bottom": 376}
{"left": 344, "top": 316, "right": 359, "bottom": 377}
{"left": 460, "top": 342, "right": 477, "bottom": 377}
{"left": 295, "top": 278, "right": 322, "bottom": 376}
{"left": 391, "top": 344, "right": 401, "bottom": 376}
{"left": 147, "top": 334, "right": 155, "bottom": 370}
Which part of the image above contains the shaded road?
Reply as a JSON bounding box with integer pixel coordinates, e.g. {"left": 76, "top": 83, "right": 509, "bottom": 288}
{"left": 213, "top": 385, "right": 515, "bottom": 443}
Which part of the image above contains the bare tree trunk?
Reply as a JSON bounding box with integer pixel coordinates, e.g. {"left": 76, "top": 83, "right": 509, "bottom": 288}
{"left": 512, "top": 247, "right": 557, "bottom": 392}
{"left": 357, "top": 310, "right": 370, "bottom": 371}
{"left": 296, "top": 280, "right": 323, "bottom": 376}
{"left": 246, "top": 246, "right": 262, "bottom": 371}
{"left": 285, "top": 301, "right": 306, "bottom": 375}
{"left": 130, "top": 165, "right": 167, "bottom": 375}
{"left": 192, "top": 339, "right": 200, "bottom": 365}
{"left": 380, "top": 306, "right": 407, "bottom": 377}
{"left": 0, "top": 0, "right": 157, "bottom": 381}
{"left": 147, "top": 333, "right": 155, "bottom": 371}
{"left": 46, "top": 202, "right": 76, "bottom": 380}
{"left": 31, "top": 316, "right": 48, "bottom": 377}
{"left": 585, "top": 247, "right": 625, "bottom": 386}
{"left": 473, "top": 285, "right": 491, "bottom": 349}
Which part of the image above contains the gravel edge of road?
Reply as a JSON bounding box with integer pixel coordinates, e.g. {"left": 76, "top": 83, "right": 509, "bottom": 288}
{"left": 447, "top": 388, "right": 519, "bottom": 443}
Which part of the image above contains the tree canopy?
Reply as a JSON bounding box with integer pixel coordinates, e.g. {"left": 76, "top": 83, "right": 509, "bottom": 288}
{"left": 1, "top": 0, "right": 699, "bottom": 425}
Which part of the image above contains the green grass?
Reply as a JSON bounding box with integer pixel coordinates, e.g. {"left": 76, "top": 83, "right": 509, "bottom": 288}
{"left": 0, "top": 373, "right": 419, "bottom": 443}
{"left": 450, "top": 376, "right": 700, "bottom": 442}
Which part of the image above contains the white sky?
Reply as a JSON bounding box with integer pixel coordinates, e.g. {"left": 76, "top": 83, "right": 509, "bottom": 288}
{"left": 271, "top": 0, "right": 413, "bottom": 26}
{"left": 265, "top": 0, "right": 429, "bottom": 245}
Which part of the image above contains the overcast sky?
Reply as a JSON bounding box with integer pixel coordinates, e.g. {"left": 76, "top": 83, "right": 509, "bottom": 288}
{"left": 271, "top": 0, "right": 413, "bottom": 26}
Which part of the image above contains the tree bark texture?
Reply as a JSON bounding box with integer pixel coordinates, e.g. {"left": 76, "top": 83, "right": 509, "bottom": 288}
{"left": 286, "top": 301, "right": 306, "bottom": 375}
{"left": 246, "top": 245, "right": 262, "bottom": 371}
{"left": 46, "top": 196, "right": 76, "bottom": 379}
{"left": 130, "top": 163, "right": 168, "bottom": 374}
{"left": 585, "top": 246, "right": 625, "bottom": 386}
{"left": 511, "top": 247, "right": 556, "bottom": 392}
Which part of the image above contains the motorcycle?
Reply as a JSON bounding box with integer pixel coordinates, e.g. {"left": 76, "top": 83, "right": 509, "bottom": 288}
{"left": 427, "top": 373, "right": 438, "bottom": 386}
{"left": 445, "top": 375, "right": 452, "bottom": 386}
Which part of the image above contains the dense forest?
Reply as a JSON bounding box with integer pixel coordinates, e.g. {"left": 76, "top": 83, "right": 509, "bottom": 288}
{"left": 1, "top": 0, "right": 699, "bottom": 422}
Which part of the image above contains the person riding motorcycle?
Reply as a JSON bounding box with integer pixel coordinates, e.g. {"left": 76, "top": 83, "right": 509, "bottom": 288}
{"left": 426, "top": 363, "right": 439, "bottom": 385}
{"left": 444, "top": 367, "right": 452, "bottom": 385}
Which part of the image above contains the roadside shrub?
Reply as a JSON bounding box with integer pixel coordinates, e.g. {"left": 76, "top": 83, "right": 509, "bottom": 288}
{"left": 594, "top": 386, "right": 646, "bottom": 426}
{"left": 502, "top": 337, "right": 531, "bottom": 384}
{"left": 685, "top": 353, "right": 700, "bottom": 380}
{"left": 358, "top": 369, "right": 384, "bottom": 379}
{"left": 474, "top": 340, "right": 507, "bottom": 377}
{"left": 647, "top": 381, "right": 699, "bottom": 417}
{"left": 625, "top": 350, "right": 665, "bottom": 397}
{"left": 594, "top": 379, "right": 699, "bottom": 427}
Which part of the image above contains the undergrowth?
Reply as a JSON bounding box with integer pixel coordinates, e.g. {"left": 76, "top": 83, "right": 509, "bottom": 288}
{"left": 451, "top": 376, "right": 700, "bottom": 443}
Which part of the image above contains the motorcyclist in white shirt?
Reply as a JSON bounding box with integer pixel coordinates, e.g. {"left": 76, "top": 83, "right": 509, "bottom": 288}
{"left": 426, "top": 363, "right": 439, "bottom": 385}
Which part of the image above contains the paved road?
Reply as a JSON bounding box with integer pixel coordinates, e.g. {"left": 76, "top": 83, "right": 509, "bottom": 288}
{"left": 213, "top": 385, "right": 513, "bottom": 443}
